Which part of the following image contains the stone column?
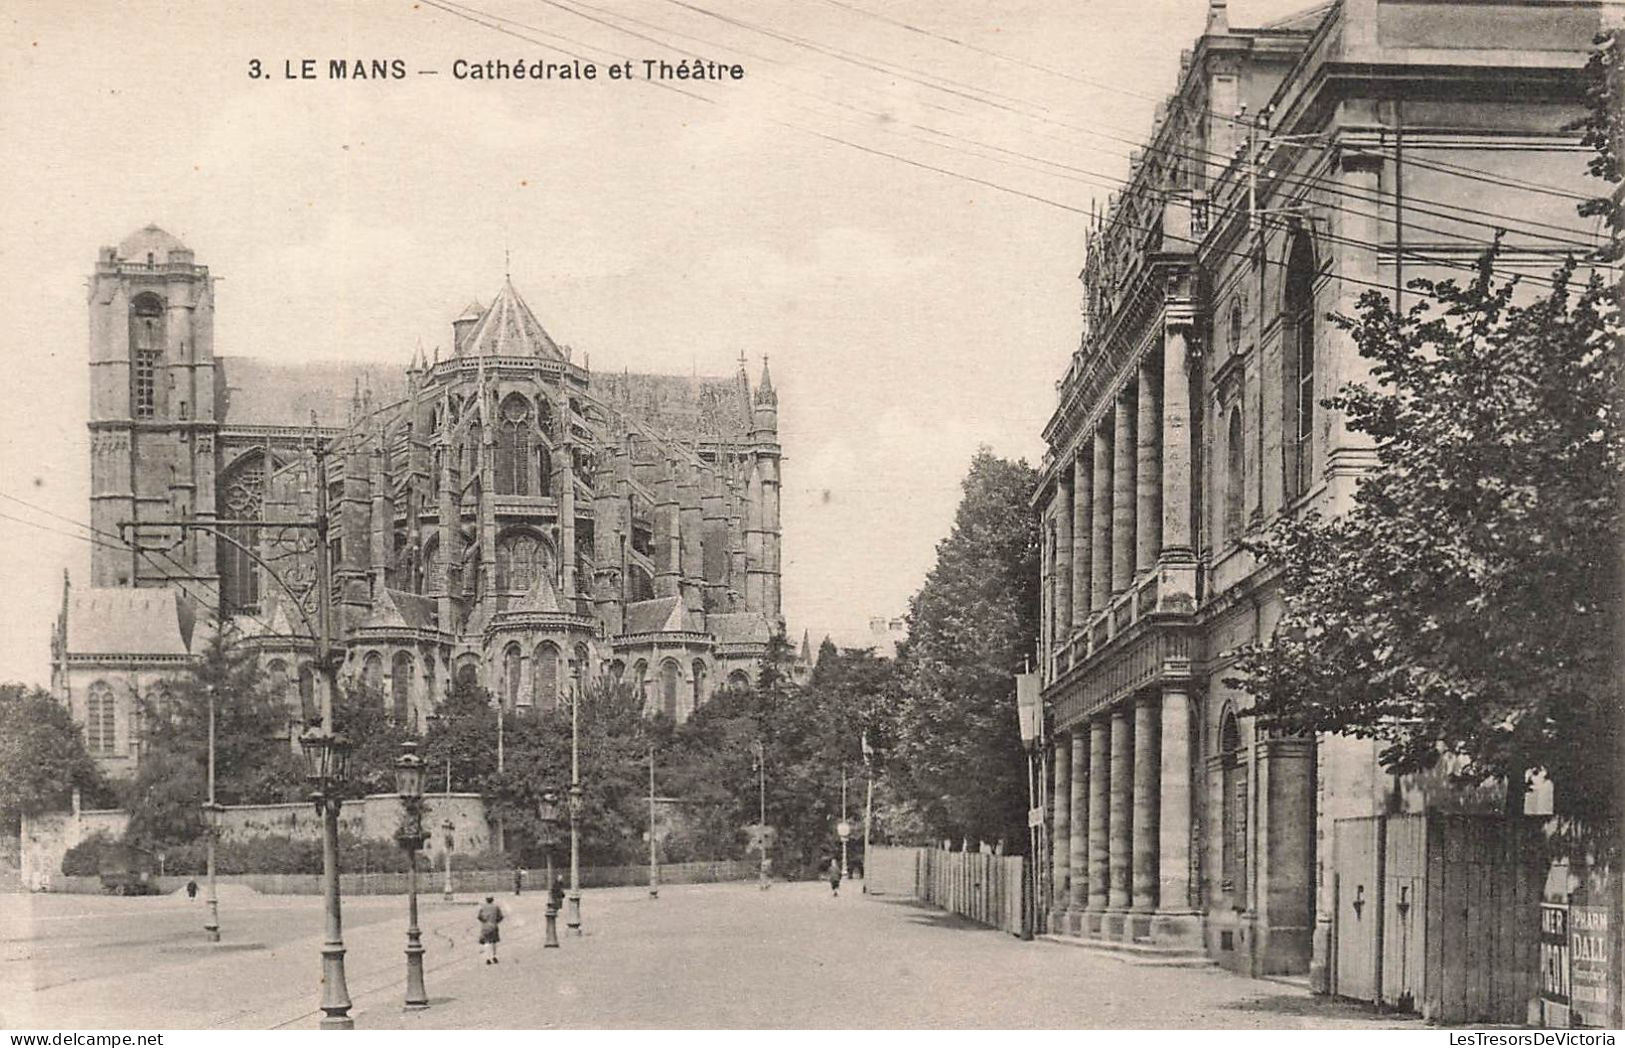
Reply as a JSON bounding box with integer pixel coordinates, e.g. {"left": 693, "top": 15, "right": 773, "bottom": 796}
{"left": 1108, "top": 705, "right": 1134, "bottom": 921}
{"left": 1071, "top": 454, "right": 1091, "bottom": 626}
{"left": 1069, "top": 730, "right": 1089, "bottom": 916}
{"left": 1111, "top": 388, "right": 1137, "bottom": 594}
{"left": 1132, "top": 693, "right": 1161, "bottom": 915}
{"left": 1090, "top": 426, "right": 1112, "bottom": 612}
{"left": 1051, "top": 733, "right": 1071, "bottom": 915}
{"left": 1135, "top": 355, "right": 1162, "bottom": 574}
{"left": 1161, "top": 324, "right": 1194, "bottom": 560}
{"left": 1055, "top": 474, "right": 1073, "bottom": 636}
{"left": 1087, "top": 717, "right": 1111, "bottom": 919}
{"left": 1152, "top": 686, "right": 1200, "bottom": 945}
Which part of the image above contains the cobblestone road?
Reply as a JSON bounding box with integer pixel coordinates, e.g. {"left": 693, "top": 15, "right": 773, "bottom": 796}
{"left": 2, "top": 881, "right": 1421, "bottom": 1029}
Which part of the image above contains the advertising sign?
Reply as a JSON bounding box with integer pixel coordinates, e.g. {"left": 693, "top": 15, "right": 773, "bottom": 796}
{"left": 1569, "top": 905, "right": 1616, "bottom": 1028}
{"left": 1540, "top": 902, "right": 1571, "bottom": 1027}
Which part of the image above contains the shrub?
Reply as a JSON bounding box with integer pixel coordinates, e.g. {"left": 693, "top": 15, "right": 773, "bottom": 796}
{"left": 61, "top": 831, "right": 113, "bottom": 876}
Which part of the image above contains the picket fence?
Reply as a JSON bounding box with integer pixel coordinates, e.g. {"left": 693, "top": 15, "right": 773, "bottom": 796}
{"left": 866, "top": 844, "right": 1027, "bottom": 936}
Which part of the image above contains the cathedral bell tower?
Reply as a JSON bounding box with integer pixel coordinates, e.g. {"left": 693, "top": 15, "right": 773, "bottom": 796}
{"left": 87, "top": 225, "right": 219, "bottom": 607}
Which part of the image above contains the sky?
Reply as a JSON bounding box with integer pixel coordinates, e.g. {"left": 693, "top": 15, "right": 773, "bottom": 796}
{"left": 0, "top": 0, "right": 1315, "bottom": 685}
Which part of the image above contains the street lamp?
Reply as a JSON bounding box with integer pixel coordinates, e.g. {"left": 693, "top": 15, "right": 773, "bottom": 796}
{"left": 199, "top": 799, "right": 223, "bottom": 943}
{"left": 537, "top": 791, "right": 561, "bottom": 949}
{"left": 203, "top": 681, "right": 220, "bottom": 943}
{"left": 394, "top": 741, "right": 429, "bottom": 1010}
{"left": 754, "top": 740, "right": 769, "bottom": 891}
{"left": 441, "top": 818, "right": 455, "bottom": 902}
{"left": 300, "top": 725, "right": 354, "bottom": 1030}
{"left": 566, "top": 683, "right": 582, "bottom": 934}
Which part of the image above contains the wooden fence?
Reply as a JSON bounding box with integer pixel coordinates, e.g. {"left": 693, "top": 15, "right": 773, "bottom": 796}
{"left": 866, "top": 845, "right": 1027, "bottom": 936}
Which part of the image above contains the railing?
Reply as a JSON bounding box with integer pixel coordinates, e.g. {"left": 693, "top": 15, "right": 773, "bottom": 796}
{"left": 1058, "top": 571, "right": 1162, "bottom": 678}
{"left": 866, "top": 845, "right": 1027, "bottom": 937}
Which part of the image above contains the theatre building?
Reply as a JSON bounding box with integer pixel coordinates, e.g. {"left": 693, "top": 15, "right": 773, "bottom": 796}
{"left": 1032, "top": 0, "right": 1605, "bottom": 976}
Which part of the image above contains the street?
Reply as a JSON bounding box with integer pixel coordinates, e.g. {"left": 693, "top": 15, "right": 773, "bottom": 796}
{"left": 1, "top": 881, "right": 1419, "bottom": 1029}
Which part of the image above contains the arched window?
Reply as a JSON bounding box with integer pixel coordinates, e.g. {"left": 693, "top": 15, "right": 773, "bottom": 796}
{"left": 533, "top": 642, "right": 560, "bottom": 710}
{"left": 1284, "top": 231, "right": 1317, "bottom": 499}
{"left": 496, "top": 394, "right": 532, "bottom": 495}
{"left": 1224, "top": 406, "right": 1244, "bottom": 544}
{"left": 465, "top": 422, "right": 482, "bottom": 483}
{"left": 362, "top": 652, "right": 384, "bottom": 699}
{"left": 573, "top": 644, "right": 590, "bottom": 699}
{"left": 632, "top": 660, "right": 649, "bottom": 707}
{"left": 423, "top": 536, "right": 443, "bottom": 593}
{"left": 1228, "top": 300, "right": 1244, "bottom": 357}
{"left": 297, "top": 664, "right": 317, "bottom": 724}
{"left": 628, "top": 565, "right": 655, "bottom": 603}
{"left": 727, "top": 669, "right": 751, "bottom": 690}
{"left": 496, "top": 530, "right": 550, "bottom": 593}
{"left": 691, "top": 660, "right": 708, "bottom": 712}
{"left": 503, "top": 643, "right": 523, "bottom": 711}
{"left": 455, "top": 659, "right": 480, "bottom": 694}
{"left": 660, "top": 660, "right": 681, "bottom": 719}
{"left": 85, "top": 681, "right": 116, "bottom": 755}
{"left": 130, "top": 293, "right": 164, "bottom": 419}
{"left": 219, "top": 453, "right": 265, "bottom": 613}
{"left": 1220, "top": 709, "right": 1247, "bottom": 898}
{"left": 391, "top": 651, "right": 414, "bottom": 725}
{"left": 267, "top": 659, "right": 290, "bottom": 716}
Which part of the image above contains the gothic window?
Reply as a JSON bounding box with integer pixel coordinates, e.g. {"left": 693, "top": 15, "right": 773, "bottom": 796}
{"left": 219, "top": 455, "right": 265, "bottom": 613}
{"left": 495, "top": 394, "right": 532, "bottom": 495}
{"left": 495, "top": 530, "right": 550, "bottom": 593}
{"left": 727, "top": 669, "right": 751, "bottom": 690}
{"left": 504, "top": 643, "right": 523, "bottom": 711}
{"left": 85, "top": 681, "right": 116, "bottom": 755}
{"left": 455, "top": 660, "right": 480, "bottom": 694}
{"left": 362, "top": 652, "right": 384, "bottom": 698}
{"left": 691, "top": 660, "right": 707, "bottom": 712}
{"left": 1224, "top": 406, "right": 1244, "bottom": 544}
{"left": 632, "top": 660, "right": 649, "bottom": 707}
{"left": 1220, "top": 709, "right": 1248, "bottom": 901}
{"left": 1228, "top": 300, "right": 1244, "bottom": 357}
{"left": 573, "top": 644, "right": 590, "bottom": 699}
{"left": 130, "top": 293, "right": 164, "bottom": 419}
{"left": 465, "top": 422, "right": 482, "bottom": 483}
{"left": 298, "top": 664, "right": 317, "bottom": 724}
{"left": 533, "top": 641, "right": 560, "bottom": 710}
{"left": 659, "top": 659, "right": 680, "bottom": 719}
{"left": 628, "top": 565, "right": 655, "bottom": 603}
{"left": 1284, "top": 231, "right": 1317, "bottom": 500}
{"left": 424, "top": 536, "right": 443, "bottom": 593}
{"left": 391, "top": 651, "right": 413, "bottom": 725}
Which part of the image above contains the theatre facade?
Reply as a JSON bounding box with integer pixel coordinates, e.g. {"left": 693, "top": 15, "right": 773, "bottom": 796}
{"left": 1032, "top": 0, "right": 1605, "bottom": 977}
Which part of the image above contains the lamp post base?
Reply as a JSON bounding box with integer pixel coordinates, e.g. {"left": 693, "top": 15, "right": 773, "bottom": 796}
{"left": 319, "top": 943, "right": 354, "bottom": 1029}
{"left": 543, "top": 905, "right": 561, "bottom": 948}
{"left": 404, "top": 938, "right": 429, "bottom": 1009}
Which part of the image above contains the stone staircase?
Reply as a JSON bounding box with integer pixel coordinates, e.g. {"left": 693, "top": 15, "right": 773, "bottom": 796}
{"left": 1039, "top": 932, "right": 1218, "bottom": 968}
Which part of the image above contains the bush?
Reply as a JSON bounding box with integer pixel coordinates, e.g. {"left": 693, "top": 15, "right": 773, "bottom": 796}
{"left": 151, "top": 833, "right": 416, "bottom": 875}
{"left": 449, "top": 848, "right": 515, "bottom": 872}
{"left": 61, "top": 831, "right": 113, "bottom": 876}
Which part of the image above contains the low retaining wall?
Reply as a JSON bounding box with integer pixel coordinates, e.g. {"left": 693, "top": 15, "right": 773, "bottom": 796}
{"left": 867, "top": 844, "right": 1027, "bottom": 936}
{"left": 42, "top": 859, "right": 760, "bottom": 896}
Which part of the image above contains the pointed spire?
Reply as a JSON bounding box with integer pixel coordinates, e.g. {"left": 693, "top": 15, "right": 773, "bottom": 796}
{"left": 755, "top": 355, "right": 777, "bottom": 406}
{"left": 799, "top": 629, "right": 811, "bottom": 662}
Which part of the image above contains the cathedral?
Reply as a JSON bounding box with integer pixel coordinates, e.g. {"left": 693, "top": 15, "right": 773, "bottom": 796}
{"left": 53, "top": 225, "right": 788, "bottom": 777}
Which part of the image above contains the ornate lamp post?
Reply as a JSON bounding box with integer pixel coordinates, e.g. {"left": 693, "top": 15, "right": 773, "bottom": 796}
{"left": 567, "top": 683, "right": 582, "bottom": 934}
{"left": 441, "top": 818, "right": 455, "bottom": 902}
{"left": 394, "top": 741, "right": 429, "bottom": 1010}
{"left": 200, "top": 799, "right": 223, "bottom": 942}
{"left": 300, "top": 725, "right": 354, "bottom": 1030}
{"left": 537, "top": 791, "right": 561, "bottom": 949}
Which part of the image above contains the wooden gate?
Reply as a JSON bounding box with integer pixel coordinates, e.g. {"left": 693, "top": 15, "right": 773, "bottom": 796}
{"left": 1331, "top": 814, "right": 1542, "bottom": 1024}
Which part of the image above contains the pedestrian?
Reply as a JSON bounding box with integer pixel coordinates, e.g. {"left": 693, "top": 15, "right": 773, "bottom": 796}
{"left": 185, "top": 878, "right": 198, "bottom": 901}
{"left": 828, "top": 857, "right": 842, "bottom": 898}
{"left": 477, "top": 895, "right": 504, "bottom": 964}
{"left": 513, "top": 867, "right": 523, "bottom": 896}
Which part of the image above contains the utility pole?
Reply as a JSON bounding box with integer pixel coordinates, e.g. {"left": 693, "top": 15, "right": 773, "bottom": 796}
{"left": 840, "top": 766, "right": 849, "bottom": 881}
{"left": 862, "top": 732, "right": 874, "bottom": 894}
{"left": 648, "top": 746, "right": 659, "bottom": 899}
{"left": 203, "top": 682, "right": 219, "bottom": 942}
{"left": 567, "top": 680, "right": 582, "bottom": 933}
{"left": 755, "top": 739, "right": 769, "bottom": 890}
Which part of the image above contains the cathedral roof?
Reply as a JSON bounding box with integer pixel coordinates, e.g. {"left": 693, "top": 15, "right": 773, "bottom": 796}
{"left": 624, "top": 596, "right": 686, "bottom": 634}
{"left": 116, "top": 224, "right": 190, "bottom": 263}
{"left": 707, "top": 612, "right": 774, "bottom": 645}
{"left": 65, "top": 587, "right": 190, "bottom": 656}
{"left": 217, "top": 357, "right": 405, "bottom": 427}
{"left": 458, "top": 280, "right": 564, "bottom": 360}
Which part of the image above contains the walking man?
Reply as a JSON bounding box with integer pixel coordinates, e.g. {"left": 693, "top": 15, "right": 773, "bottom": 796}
{"left": 828, "top": 856, "right": 842, "bottom": 898}
{"left": 185, "top": 878, "right": 198, "bottom": 901}
{"left": 477, "top": 895, "right": 504, "bottom": 964}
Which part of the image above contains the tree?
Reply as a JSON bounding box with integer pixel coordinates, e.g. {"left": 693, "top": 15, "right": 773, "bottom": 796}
{"left": 0, "top": 683, "right": 110, "bottom": 832}
{"left": 891, "top": 449, "right": 1039, "bottom": 847}
{"left": 1230, "top": 254, "right": 1622, "bottom": 818}
{"left": 1570, "top": 27, "right": 1623, "bottom": 261}
{"left": 122, "top": 623, "right": 305, "bottom": 847}
{"left": 331, "top": 679, "right": 411, "bottom": 798}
